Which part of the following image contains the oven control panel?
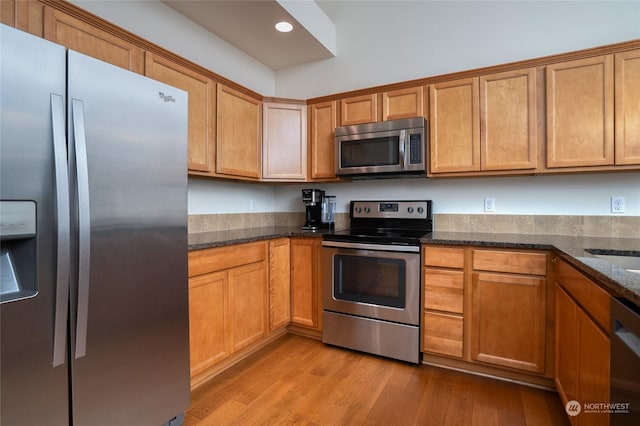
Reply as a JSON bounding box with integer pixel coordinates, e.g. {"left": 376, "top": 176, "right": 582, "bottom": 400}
{"left": 351, "top": 200, "right": 431, "bottom": 220}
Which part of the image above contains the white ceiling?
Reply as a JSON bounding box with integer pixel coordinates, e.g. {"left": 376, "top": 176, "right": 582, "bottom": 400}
{"left": 163, "top": 0, "right": 337, "bottom": 70}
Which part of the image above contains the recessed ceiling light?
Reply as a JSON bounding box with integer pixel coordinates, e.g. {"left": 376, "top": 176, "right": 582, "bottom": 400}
{"left": 275, "top": 21, "right": 293, "bottom": 33}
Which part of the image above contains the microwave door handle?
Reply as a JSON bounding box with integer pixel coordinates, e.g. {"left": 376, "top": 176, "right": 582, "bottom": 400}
{"left": 398, "top": 129, "right": 406, "bottom": 167}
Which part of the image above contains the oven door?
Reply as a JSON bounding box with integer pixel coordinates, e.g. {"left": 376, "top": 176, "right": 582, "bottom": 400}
{"left": 336, "top": 130, "right": 406, "bottom": 176}
{"left": 322, "top": 241, "right": 420, "bottom": 325}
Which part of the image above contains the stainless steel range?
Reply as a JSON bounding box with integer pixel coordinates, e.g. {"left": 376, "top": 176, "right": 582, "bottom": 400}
{"left": 322, "top": 200, "right": 433, "bottom": 363}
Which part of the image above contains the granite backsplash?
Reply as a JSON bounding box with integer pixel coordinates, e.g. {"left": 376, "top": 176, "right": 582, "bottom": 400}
{"left": 188, "top": 213, "right": 639, "bottom": 239}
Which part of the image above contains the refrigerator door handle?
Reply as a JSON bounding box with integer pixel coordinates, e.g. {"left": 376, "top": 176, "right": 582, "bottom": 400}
{"left": 71, "top": 99, "right": 91, "bottom": 359}
{"left": 51, "top": 94, "right": 70, "bottom": 367}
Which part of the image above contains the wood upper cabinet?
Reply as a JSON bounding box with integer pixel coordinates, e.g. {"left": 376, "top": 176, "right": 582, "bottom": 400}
{"left": 546, "top": 55, "right": 614, "bottom": 168}
{"left": 308, "top": 101, "right": 338, "bottom": 181}
{"left": 382, "top": 86, "right": 425, "bottom": 121}
{"left": 470, "top": 249, "right": 548, "bottom": 374}
{"left": 429, "top": 78, "right": 480, "bottom": 173}
{"left": 43, "top": 6, "right": 143, "bottom": 73}
{"left": 430, "top": 69, "right": 539, "bottom": 174}
{"left": 216, "top": 84, "right": 262, "bottom": 180}
{"left": 480, "top": 68, "right": 538, "bottom": 171}
{"left": 269, "top": 238, "right": 291, "bottom": 331}
{"left": 145, "top": 52, "right": 216, "bottom": 173}
{"left": 340, "top": 94, "right": 377, "bottom": 126}
{"left": 615, "top": 49, "right": 640, "bottom": 165}
{"left": 1, "top": 0, "right": 44, "bottom": 36}
{"left": 262, "top": 102, "right": 307, "bottom": 181}
{"left": 290, "top": 238, "right": 321, "bottom": 330}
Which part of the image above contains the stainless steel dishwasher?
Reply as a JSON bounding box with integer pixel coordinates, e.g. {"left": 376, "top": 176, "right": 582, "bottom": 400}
{"left": 611, "top": 297, "right": 640, "bottom": 425}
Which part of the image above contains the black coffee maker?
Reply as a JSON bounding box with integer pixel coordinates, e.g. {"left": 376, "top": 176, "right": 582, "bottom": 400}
{"left": 301, "top": 188, "right": 324, "bottom": 230}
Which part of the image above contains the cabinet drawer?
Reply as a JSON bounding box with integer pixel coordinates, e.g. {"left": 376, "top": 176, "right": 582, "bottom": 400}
{"left": 424, "top": 246, "right": 465, "bottom": 269}
{"left": 423, "top": 312, "right": 463, "bottom": 358}
{"left": 424, "top": 269, "right": 464, "bottom": 314}
{"left": 188, "top": 241, "right": 268, "bottom": 277}
{"left": 473, "top": 249, "right": 547, "bottom": 275}
{"left": 556, "top": 259, "right": 610, "bottom": 334}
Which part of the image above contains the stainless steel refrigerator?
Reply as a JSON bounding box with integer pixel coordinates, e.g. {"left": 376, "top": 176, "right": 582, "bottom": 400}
{"left": 0, "top": 24, "right": 191, "bottom": 426}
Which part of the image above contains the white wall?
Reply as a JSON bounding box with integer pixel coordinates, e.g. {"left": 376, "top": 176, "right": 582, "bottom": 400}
{"left": 274, "top": 172, "right": 640, "bottom": 216}
{"left": 277, "top": 1, "right": 640, "bottom": 99}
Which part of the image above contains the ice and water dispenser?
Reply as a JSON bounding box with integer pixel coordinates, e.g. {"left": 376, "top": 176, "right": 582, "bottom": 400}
{"left": 0, "top": 201, "right": 38, "bottom": 303}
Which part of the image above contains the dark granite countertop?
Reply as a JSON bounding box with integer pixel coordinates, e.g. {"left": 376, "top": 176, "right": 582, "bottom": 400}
{"left": 188, "top": 226, "right": 328, "bottom": 251}
{"left": 188, "top": 227, "right": 640, "bottom": 307}
{"left": 424, "top": 231, "right": 640, "bottom": 307}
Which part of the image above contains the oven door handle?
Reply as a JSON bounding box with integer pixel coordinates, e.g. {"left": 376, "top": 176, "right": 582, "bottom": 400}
{"left": 321, "top": 240, "right": 420, "bottom": 253}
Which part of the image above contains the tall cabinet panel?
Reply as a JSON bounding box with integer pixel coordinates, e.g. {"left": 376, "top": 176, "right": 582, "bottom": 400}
{"left": 615, "top": 49, "right": 640, "bottom": 165}
{"left": 546, "top": 55, "right": 614, "bottom": 168}
{"left": 43, "top": 6, "right": 143, "bottom": 73}
{"left": 262, "top": 102, "right": 307, "bottom": 181}
{"left": 216, "top": 84, "right": 262, "bottom": 180}
{"left": 308, "top": 101, "right": 338, "bottom": 180}
{"left": 429, "top": 78, "right": 480, "bottom": 173}
{"left": 145, "top": 52, "right": 216, "bottom": 173}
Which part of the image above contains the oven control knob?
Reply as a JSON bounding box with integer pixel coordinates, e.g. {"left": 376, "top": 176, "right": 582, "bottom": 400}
{"left": 417, "top": 207, "right": 424, "bottom": 214}
{"left": 355, "top": 207, "right": 362, "bottom": 213}
{"left": 407, "top": 207, "right": 414, "bottom": 213}
{"left": 364, "top": 207, "right": 371, "bottom": 213}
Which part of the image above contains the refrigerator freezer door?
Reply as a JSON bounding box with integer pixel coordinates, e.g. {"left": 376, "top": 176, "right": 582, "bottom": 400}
{"left": 0, "top": 24, "right": 70, "bottom": 425}
{"left": 66, "top": 51, "right": 190, "bottom": 426}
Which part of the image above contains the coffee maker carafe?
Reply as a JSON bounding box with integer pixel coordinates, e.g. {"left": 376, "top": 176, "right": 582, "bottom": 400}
{"left": 301, "top": 188, "right": 324, "bottom": 230}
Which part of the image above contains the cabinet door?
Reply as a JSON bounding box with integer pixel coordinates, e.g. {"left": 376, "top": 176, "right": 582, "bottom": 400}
{"left": 290, "top": 238, "right": 320, "bottom": 329}
{"left": 576, "top": 306, "right": 610, "bottom": 426}
{"left": 471, "top": 272, "right": 546, "bottom": 373}
{"left": 340, "top": 94, "right": 377, "bottom": 126}
{"left": 429, "top": 78, "right": 480, "bottom": 173}
{"left": 145, "top": 52, "right": 216, "bottom": 173}
{"left": 480, "top": 68, "right": 538, "bottom": 171}
{"left": 43, "top": 6, "right": 143, "bottom": 73}
{"left": 216, "top": 84, "right": 262, "bottom": 179}
{"left": 615, "top": 49, "right": 640, "bottom": 165}
{"left": 546, "top": 55, "right": 614, "bottom": 168}
{"left": 555, "top": 284, "right": 578, "bottom": 406}
{"left": 262, "top": 102, "right": 307, "bottom": 181}
{"left": 228, "top": 261, "right": 268, "bottom": 352}
{"left": 188, "top": 271, "right": 230, "bottom": 377}
{"left": 269, "top": 238, "right": 291, "bottom": 331}
{"left": 308, "top": 101, "right": 338, "bottom": 180}
{"left": 382, "top": 86, "right": 425, "bottom": 121}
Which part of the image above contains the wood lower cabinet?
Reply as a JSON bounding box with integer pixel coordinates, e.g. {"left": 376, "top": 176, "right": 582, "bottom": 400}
{"left": 308, "top": 101, "right": 338, "bottom": 181}
{"left": 187, "top": 241, "right": 268, "bottom": 383}
{"left": 262, "top": 102, "right": 307, "bottom": 181}
{"left": 216, "top": 84, "right": 262, "bottom": 180}
{"left": 269, "top": 238, "right": 291, "bottom": 331}
{"left": 555, "top": 260, "right": 610, "bottom": 426}
{"left": 43, "top": 6, "right": 144, "bottom": 73}
{"left": 144, "top": 52, "right": 216, "bottom": 173}
{"left": 290, "top": 237, "right": 321, "bottom": 330}
{"left": 470, "top": 249, "right": 548, "bottom": 374}
{"left": 546, "top": 55, "right": 614, "bottom": 168}
{"left": 422, "top": 246, "right": 465, "bottom": 359}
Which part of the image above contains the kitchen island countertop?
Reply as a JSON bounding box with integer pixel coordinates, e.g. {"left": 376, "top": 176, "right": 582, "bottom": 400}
{"left": 188, "top": 228, "right": 640, "bottom": 307}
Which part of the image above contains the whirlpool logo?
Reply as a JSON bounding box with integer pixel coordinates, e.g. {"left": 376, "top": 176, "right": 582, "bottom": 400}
{"left": 158, "top": 92, "right": 176, "bottom": 103}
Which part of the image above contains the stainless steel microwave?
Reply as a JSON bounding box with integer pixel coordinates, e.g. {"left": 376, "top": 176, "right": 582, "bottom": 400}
{"left": 335, "top": 117, "right": 427, "bottom": 178}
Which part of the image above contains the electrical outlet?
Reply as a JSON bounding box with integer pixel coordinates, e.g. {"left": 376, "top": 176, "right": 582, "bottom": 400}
{"left": 484, "top": 198, "right": 495, "bottom": 212}
{"left": 611, "top": 196, "right": 625, "bottom": 213}
{"left": 249, "top": 199, "right": 256, "bottom": 211}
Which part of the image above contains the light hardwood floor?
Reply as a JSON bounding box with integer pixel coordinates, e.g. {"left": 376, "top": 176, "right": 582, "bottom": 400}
{"left": 185, "top": 334, "right": 569, "bottom": 425}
